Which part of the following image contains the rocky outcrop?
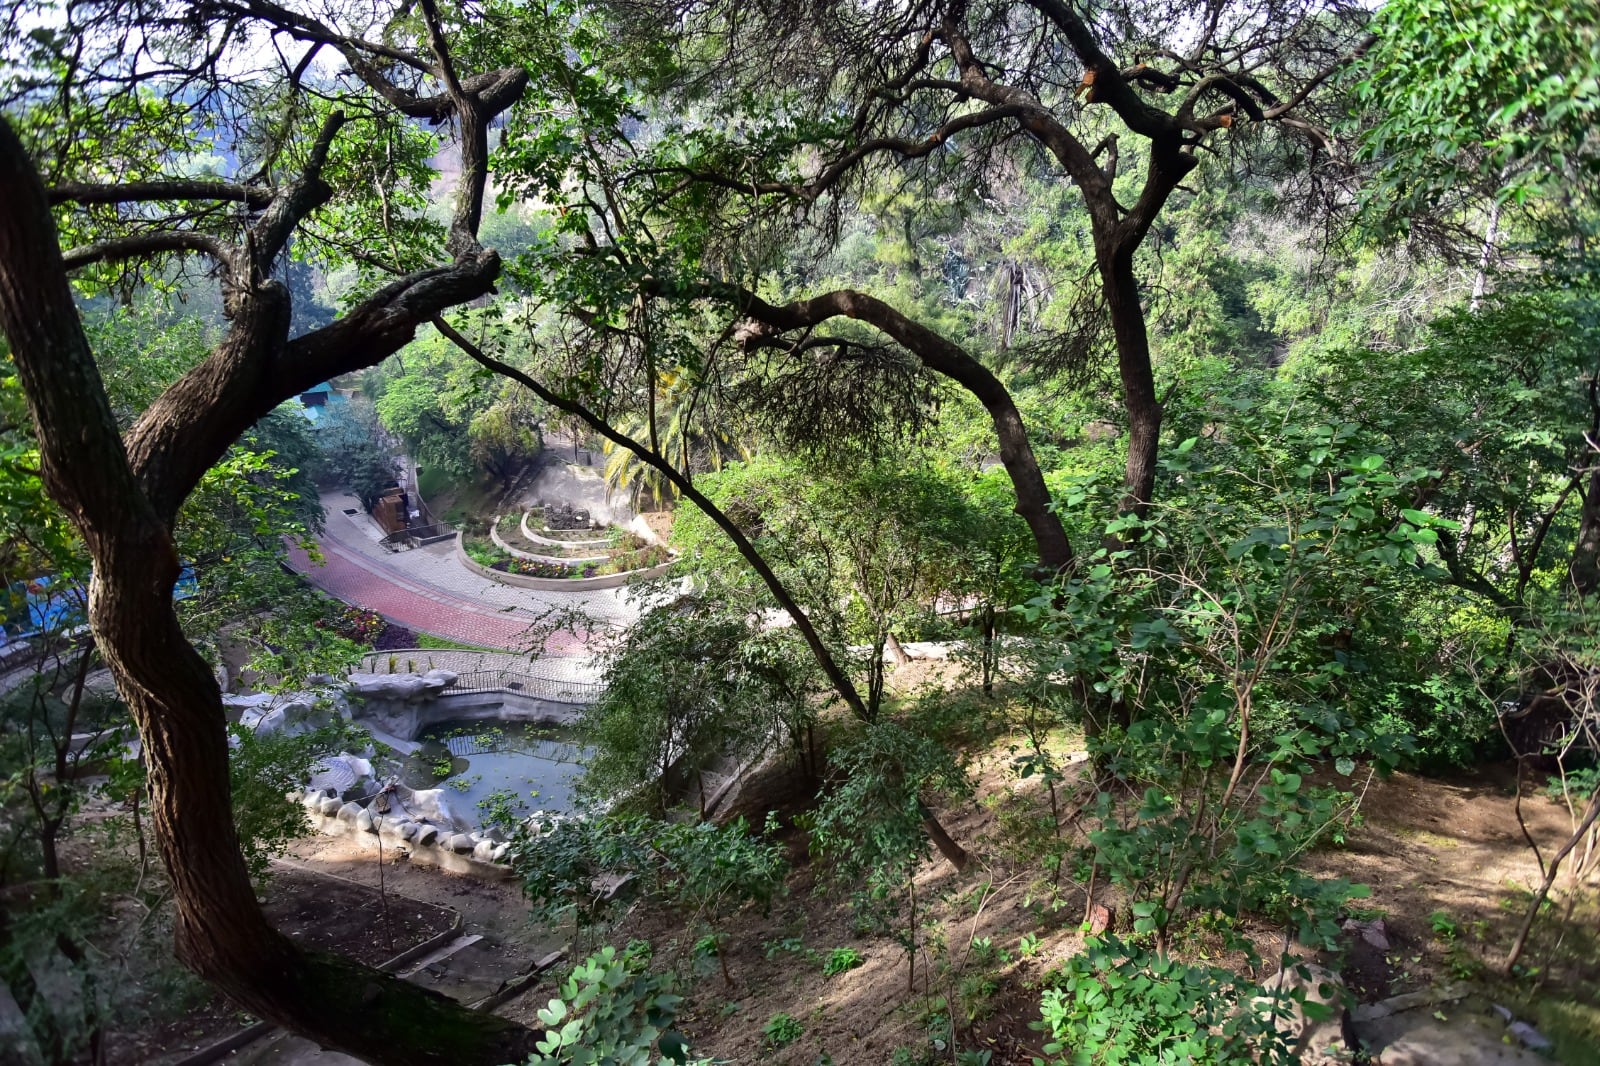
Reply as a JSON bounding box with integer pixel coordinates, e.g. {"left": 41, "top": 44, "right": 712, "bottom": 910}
{"left": 347, "top": 669, "right": 458, "bottom": 702}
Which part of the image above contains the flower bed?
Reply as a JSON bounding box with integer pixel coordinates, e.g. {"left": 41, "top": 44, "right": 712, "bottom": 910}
{"left": 489, "top": 544, "right": 671, "bottom": 579}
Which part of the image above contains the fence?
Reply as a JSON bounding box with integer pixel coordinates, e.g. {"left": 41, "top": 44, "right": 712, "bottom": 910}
{"left": 380, "top": 522, "right": 457, "bottom": 550}
{"left": 447, "top": 667, "right": 603, "bottom": 705}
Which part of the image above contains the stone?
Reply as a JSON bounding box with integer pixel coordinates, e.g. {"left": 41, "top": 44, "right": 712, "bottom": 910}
{"left": 355, "top": 808, "right": 376, "bottom": 833}
{"left": 335, "top": 802, "right": 363, "bottom": 825}
{"left": 346, "top": 670, "right": 458, "bottom": 702}
{"left": 490, "top": 842, "right": 510, "bottom": 863}
{"left": 1257, "top": 962, "right": 1352, "bottom": 1066}
{"left": 393, "top": 785, "right": 469, "bottom": 831}
{"left": 447, "top": 833, "right": 476, "bottom": 853}
{"left": 1342, "top": 917, "right": 1391, "bottom": 950}
{"left": 397, "top": 821, "right": 419, "bottom": 841}
{"left": 1355, "top": 1004, "right": 1552, "bottom": 1064}
{"left": 319, "top": 796, "right": 343, "bottom": 818}
{"left": 1508, "top": 1021, "right": 1552, "bottom": 1052}
{"left": 414, "top": 825, "right": 439, "bottom": 847}
{"left": 472, "top": 840, "right": 497, "bottom": 861}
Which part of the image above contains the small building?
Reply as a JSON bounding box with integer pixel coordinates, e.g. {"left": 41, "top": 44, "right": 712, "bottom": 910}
{"left": 296, "top": 382, "right": 350, "bottom": 427}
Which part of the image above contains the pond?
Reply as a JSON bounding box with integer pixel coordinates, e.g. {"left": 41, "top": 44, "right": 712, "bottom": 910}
{"left": 391, "top": 720, "right": 591, "bottom": 824}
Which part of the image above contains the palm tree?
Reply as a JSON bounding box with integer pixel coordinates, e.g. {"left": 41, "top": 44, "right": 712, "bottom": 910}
{"left": 602, "top": 368, "right": 752, "bottom": 509}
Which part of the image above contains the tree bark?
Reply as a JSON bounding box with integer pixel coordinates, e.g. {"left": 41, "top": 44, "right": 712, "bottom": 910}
{"left": 1571, "top": 469, "right": 1600, "bottom": 596}
{"left": 918, "top": 803, "right": 969, "bottom": 871}
{"left": 1100, "top": 246, "right": 1163, "bottom": 519}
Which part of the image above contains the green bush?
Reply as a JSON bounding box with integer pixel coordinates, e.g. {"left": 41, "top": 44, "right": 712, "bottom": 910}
{"left": 527, "top": 945, "right": 705, "bottom": 1065}
{"left": 762, "top": 1012, "right": 804, "bottom": 1048}
{"left": 822, "top": 947, "right": 864, "bottom": 977}
{"left": 1033, "top": 937, "right": 1298, "bottom": 1065}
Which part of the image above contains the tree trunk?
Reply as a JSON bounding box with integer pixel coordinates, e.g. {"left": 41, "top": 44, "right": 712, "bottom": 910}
{"left": 0, "top": 114, "right": 539, "bottom": 1066}
{"left": 1571, "top": 469, "right": 1600, "bottom": 595}
{"left": 919, "top": 803, "right": 969, "bottom": 871}
{"left": 1100, "top": 246, "right": 1161, "bottom": 518}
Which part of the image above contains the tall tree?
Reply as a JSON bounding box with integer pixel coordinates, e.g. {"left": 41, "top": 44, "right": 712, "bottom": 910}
{"left": 615, "top": 0, "right": 1375, "bottom": 517}
{"left": 0, "top": 0, "right": 542, "bottom": 1059}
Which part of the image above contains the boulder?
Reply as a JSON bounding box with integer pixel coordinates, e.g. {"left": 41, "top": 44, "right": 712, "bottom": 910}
{"left": 335, "top": 802, "right": 364, "bottom": 825}
{"left": 392, "top": 785, "right": 469, "bottom": 831}
{"left": 346, "top": 670, "right": 458, "bottom": 703}
{"left": 227, "top": 692, "right": 319, "bottom": 736}
{"left": 1257, "top": 962, "right": 1353, "bottom": 1065}
{"left": 472, "top": 840, "right": 497, "bottom": 861}
{"left": 1342, "top": 917, "right": 1391, "bottom": 950}
{"left": 319, "top": 796, "right": 343, "bottom": 818}
{"left": 490, "top": 842, "right": 511, "bottom": 863}
{"left": 355, "top": 808, "right": 375, "bottom": 833}
{"left": 414, "top": 825, "right": 440, "bottom": 847}
{"left": 446, "top": 833, "right": 476, "bottom": 854}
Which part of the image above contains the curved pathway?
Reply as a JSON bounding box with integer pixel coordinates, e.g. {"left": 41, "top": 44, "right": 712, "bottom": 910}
{"left": 287, "top": 491, "right": 655, "bottom": 654}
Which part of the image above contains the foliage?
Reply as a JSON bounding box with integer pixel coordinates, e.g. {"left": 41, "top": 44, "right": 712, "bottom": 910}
{"left": 511, "top": 813, "right": 787, "bottom": 957}
{"left": 1032, "top": 937, "right": 1299, "bottom": 1066}
{"left": 761, "top": 1012, "right": 804, "bottom": 1049}
{"left": 527, "top": 944, "right": 704, "bottom": 1066}
{"left": 227, "top": 717, "right": 369, "bottom": 881}
{"left": 582, "top": 587, "right": 821, "bottom": 808}
{"left": 822, "top": 947, "right": 865, "bottom": 978}
{"left": 1357, "top": 0, "right": 1600, "bottom": 225}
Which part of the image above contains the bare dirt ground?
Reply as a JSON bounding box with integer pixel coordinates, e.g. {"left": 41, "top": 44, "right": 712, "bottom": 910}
{"left": 586, "top": 694, "right": 1599, "bottom": 1065}
{"left": 112, "top": 865, "right": 456, "bottom": 1066}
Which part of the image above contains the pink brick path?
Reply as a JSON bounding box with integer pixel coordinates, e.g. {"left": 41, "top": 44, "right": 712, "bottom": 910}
{"left": 285, "top": 538, "right": 585, "bottom": 654}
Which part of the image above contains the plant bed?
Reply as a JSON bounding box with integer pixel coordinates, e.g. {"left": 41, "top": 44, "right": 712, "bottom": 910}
{"left": 497, "top": 513, "right": 610, "bottom": 556}
{"left": 108, "top": 865, "right": 455, "bottom": 1065}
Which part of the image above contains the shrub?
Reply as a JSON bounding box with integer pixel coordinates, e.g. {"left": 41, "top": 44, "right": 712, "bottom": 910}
{"left": 822, "top": 947, "right": 864, "bottom": 977}
{"left": 1034, "top": 937, "right": 1300, "bottom": 1065}
{"left": 762, "top": 1012, "right": 803, "bottom": 1048}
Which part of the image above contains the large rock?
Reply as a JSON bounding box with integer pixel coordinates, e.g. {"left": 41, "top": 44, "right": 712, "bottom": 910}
{"left": 446, "top": 833, "right": 476, "bottom": 854}
{"left": 226, "top": 692, "right": 321, "bottom": 736}
{"left": 335, "top": 802, "right": 364, "bottom": 825}
{"left": 346, "top": 670, "right": 458, "bottom": 703}
{"left": 413, "top": 825, "right": 440, "bottom": 847}
{"left": 391, "top": 784, "right": 469, "bottom": 831}
{"left": 305, "top": 752, "right": 374, "bottom": 796}
{"left": 1256, "top": 962, "right": 1353, "bottom": 1065}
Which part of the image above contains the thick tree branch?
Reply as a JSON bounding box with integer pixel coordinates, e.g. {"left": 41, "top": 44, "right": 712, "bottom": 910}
{"left": 60, "top": 231, "right": 240, "bottom": 282}
{"left": 249, "top": 109, "right": 347, "bottom": 272}
{"left": 727, "top": 286, "right": 1075, "bottom": 574}
{"left": 49, "top": 179, "right": 273, "bottom": 208}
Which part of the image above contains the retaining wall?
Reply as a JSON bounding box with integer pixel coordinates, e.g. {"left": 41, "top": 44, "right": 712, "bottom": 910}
{"left": 455, "top": 533, "right": 676, "bottom": 591}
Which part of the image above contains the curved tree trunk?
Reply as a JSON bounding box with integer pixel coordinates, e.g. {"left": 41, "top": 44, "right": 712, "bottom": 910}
{"left": 738, "top": 288, "right": 1075, "bottom": 574}
{"left": 0, "top": 114, "right": 539, "bottom": 1066}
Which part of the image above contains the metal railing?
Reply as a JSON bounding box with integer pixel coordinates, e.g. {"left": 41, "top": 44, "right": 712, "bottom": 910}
{"left": 445, "top": 667, "right": 603, "bottom": 705}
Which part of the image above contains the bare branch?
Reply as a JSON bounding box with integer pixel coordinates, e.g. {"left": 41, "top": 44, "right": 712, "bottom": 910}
{"left": 49, "top": 180, "right": 273, "bottom": 208}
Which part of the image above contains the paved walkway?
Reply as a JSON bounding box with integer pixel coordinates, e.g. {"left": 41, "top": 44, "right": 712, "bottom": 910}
{"left": 287, "top": 491, "right": 658, "bottom": 654}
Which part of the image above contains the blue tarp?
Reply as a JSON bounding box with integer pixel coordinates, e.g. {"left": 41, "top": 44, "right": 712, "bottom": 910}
{"left": 1, "top": 567, "right": 196, "bottom": 647}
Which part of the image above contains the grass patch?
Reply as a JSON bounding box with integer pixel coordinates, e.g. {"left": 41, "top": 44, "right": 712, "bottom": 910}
{"left": 414, "top": 633, "right": 494, "bottom": 652}
{"left": 1532, "top": 997, "right": 1600, "bottom": 1066}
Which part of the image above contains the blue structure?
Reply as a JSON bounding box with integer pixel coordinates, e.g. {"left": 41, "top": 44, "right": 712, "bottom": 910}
{"left": 296, "top": 382, "right": 349, "bottom": 427}
{"left": 1, "top": 567, "right": 197, "bottom": 650}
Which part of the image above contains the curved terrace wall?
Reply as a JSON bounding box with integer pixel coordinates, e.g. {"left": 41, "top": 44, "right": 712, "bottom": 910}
{"left": 519, "top": 511, "right": 612, "bottom": 548}
{"left": 490, "top": 521, "right": 609, "bottom": 564}
{"left": 456, "top": 533, "right": 677, "bottom": 591}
